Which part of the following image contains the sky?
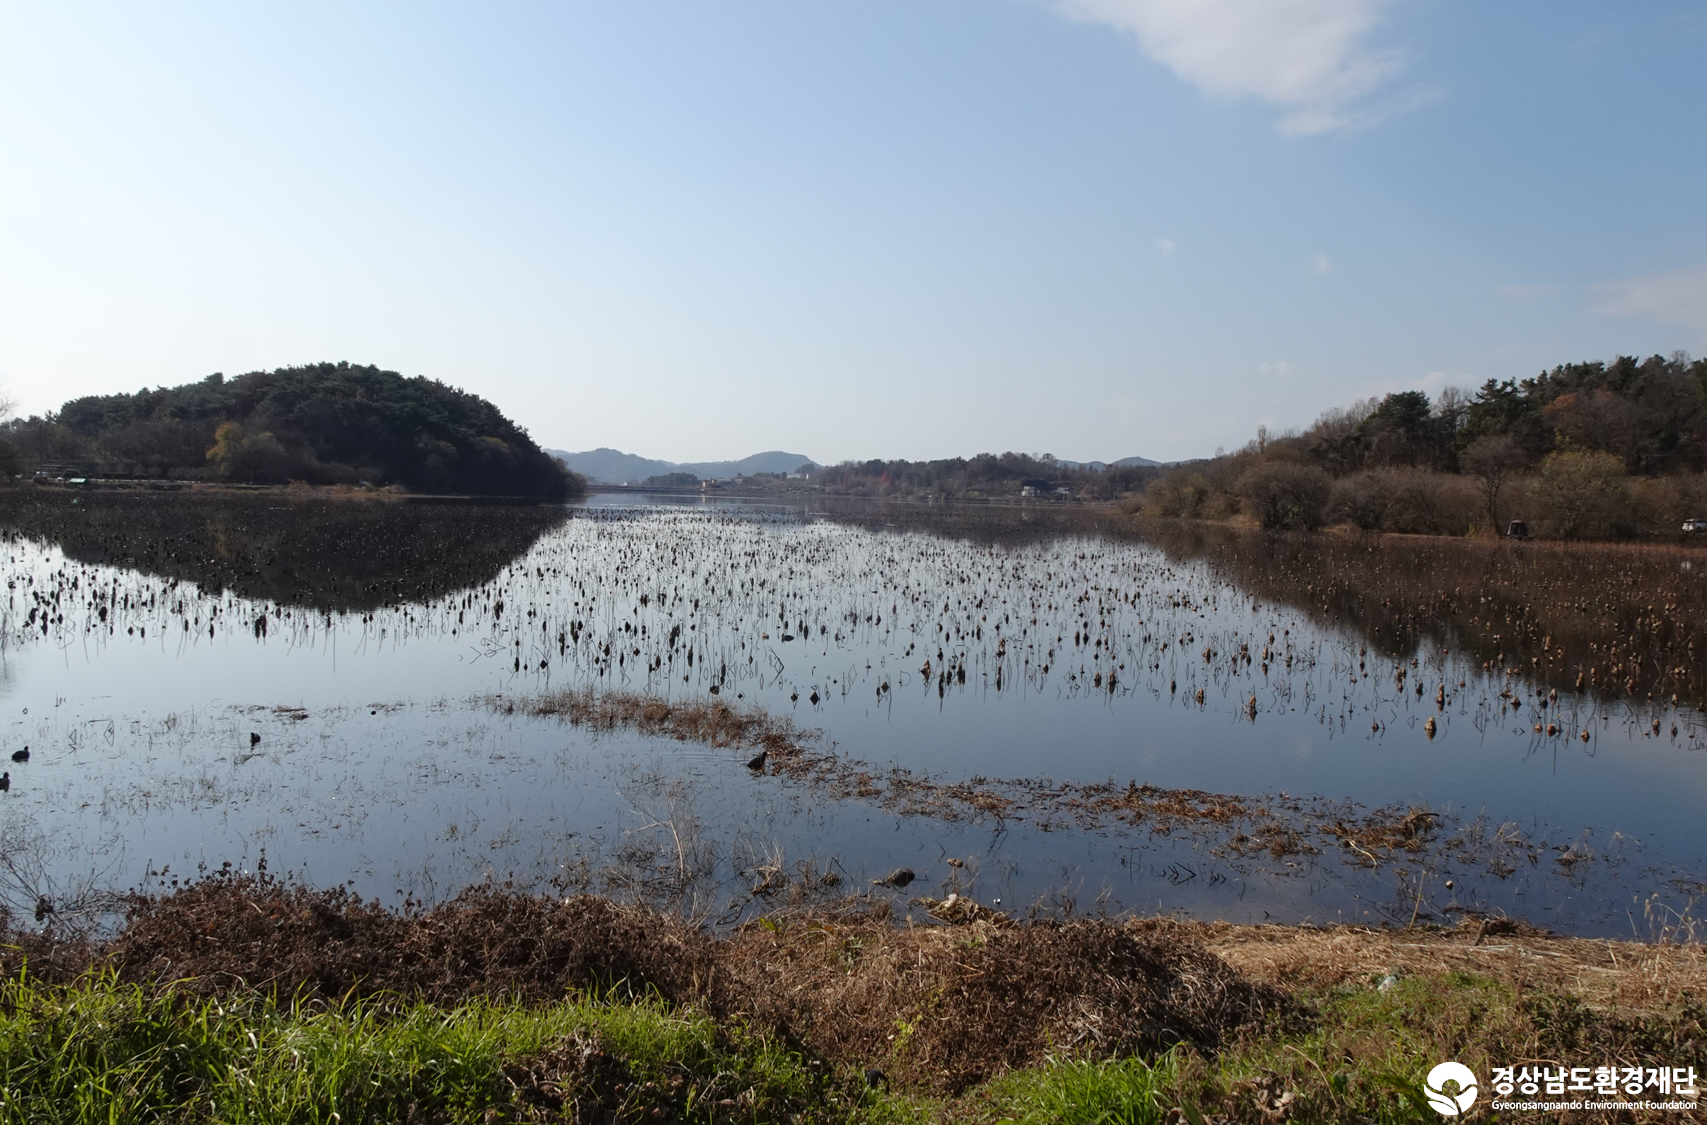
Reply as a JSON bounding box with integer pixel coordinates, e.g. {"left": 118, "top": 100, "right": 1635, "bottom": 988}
{"left": 2, "top": 1, "right": 1705, "bottom": 465}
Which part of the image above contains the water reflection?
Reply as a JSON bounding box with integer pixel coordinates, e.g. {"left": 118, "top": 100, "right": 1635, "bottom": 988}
{"left": 0, "top": 492, "right": 1703, "bottom": 937}
{"left": 1140, "top": 521, "right": 1707, "bottom": 707}
{"left": 0, "top": 490, "right": 566, "bottom": 612}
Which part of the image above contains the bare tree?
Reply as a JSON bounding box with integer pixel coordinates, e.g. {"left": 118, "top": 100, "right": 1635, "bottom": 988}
{"left": 1461, "top": 433, "right": 1526, "bottom": 531}
{"left": 1432, "top": 386, "right": 1474, "bottom": 435}
{"left": 1236, "top": 461, "right": 1332, "bottom": 529}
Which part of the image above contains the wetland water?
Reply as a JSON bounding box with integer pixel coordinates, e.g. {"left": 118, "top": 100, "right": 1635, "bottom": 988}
{"left": 2, "top": 490, "right": 1703, "bottom": 937}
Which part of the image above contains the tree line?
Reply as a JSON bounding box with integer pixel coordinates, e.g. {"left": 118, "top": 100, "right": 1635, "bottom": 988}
{"left": 1144, "top": 352, "right": 1707, "bottom": 538}
{"left": 2, "top": 363, "right": 582, "bottom": 500}
{"left": 812, "top": 452, "right": 1160, "bottom": 501}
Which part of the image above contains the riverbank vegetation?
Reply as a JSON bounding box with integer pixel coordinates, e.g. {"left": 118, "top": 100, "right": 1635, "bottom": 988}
{"left": 7, "top": 877, "right": 1702, "bottom": 1122}
{"left": 1143, "top": 353, "right": 1707, "bottom": 539}
{"left": 1, "top": 362, "right": 581, "bottom": 499}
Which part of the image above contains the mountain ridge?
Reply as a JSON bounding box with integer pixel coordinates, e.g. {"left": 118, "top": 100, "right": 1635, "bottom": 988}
{"left": 548, "top": 448, "right": 1173, "bottom": 483}
{"left": 546, "top": 448, "right": 815, "bottom": 483}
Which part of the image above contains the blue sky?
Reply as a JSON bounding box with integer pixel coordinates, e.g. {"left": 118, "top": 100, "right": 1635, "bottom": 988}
{"left": 3, "top": 1, "right": 1704, "bottom": 464}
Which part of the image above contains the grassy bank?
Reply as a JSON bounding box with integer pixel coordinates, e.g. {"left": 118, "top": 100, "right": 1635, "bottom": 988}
{"left": 0, "top": 971, "right": 1199, "bottom": 1124}
{"left": 6, "top": 881, "right": 1703, "bottom": 1122}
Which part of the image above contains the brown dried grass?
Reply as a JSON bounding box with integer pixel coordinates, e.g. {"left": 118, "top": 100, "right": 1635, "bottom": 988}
{"left": 8, "top": 876, "right": 1705, "bottom": 1108}
{"left": 489, "top": 689, "right": 809, "bottom": 758}
{"left": 1187, "top": 916, "right": 1707, "bottom": 1019}
{"left": 6, "top": 879, "right": 1277, "bottom": 1095}
{"left": 719, "top": 914, "right": 1284, "bottom": 1094}
{"left": 15, "top": 881, "right": 718, "bottom": 1007}
{"left": 490, "top": 691, "right": 1468, "bottom": 867}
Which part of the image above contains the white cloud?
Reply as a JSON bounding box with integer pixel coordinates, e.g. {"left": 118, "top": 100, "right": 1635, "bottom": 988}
{"left": 1259, "top": 360, "right": 1296, "bottom": 377}
{"left": 1309, "top": 253, "right": 1332, "bottom": 274}
{"left": 1156, "top": 236, "right": 1177, "bottom": 255}
{"left": 1054, "top": 0, "right": 1398, "bottom": 135}
{"left": 1593, "top": 266, "right": 1707, "bottom": 335}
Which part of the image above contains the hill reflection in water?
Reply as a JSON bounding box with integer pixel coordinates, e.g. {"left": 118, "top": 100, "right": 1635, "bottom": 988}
{"left": 0, "top": 490, "right": 568, "bottom": 613}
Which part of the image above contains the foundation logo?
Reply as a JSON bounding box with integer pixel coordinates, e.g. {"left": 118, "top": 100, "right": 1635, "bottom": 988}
{"left": 1426, "top": 1062, "right": 1479, "bottom": 1116}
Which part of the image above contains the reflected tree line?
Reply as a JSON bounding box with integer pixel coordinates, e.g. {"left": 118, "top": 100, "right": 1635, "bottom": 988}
{"left": 0, "top": 491, "right": 567, "bottom": 613}
{"left": 1141, "top": 520, "right": 1707, "bottom": 707}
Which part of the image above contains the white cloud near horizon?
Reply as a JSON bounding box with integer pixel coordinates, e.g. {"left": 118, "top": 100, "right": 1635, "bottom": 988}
{"left": 1055, "top": 0, "right": 1398, "bottom": 134}
{"left": 1593, "top": 266, "right": 1707, "bottom": 337}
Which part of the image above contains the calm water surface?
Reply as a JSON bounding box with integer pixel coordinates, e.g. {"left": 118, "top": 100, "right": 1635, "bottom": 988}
{"left": 1, "top": 491, "right": 1702, "bottom": 936}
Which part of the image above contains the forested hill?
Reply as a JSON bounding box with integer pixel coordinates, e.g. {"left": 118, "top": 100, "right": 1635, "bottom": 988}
{"left": 1145, "top": 352, "right": 1707, "bottom": 538}
{"left": 8, "top": 363, "right": 581, "bottom": 500}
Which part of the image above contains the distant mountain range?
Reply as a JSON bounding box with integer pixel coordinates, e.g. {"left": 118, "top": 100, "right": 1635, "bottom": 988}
{"left": 546, "top": 448, "right": 1170, "bottom": 484}
{"left": 545, "top": 448, "right": 816, "bottom": 484}
{"left": 1054, "top": 456, "right": 1164, "bottom": 470}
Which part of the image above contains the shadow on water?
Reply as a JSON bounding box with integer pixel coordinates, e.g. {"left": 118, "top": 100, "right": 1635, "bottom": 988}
{"left": 0, "top": 489, "right": 568, "bottom": 613}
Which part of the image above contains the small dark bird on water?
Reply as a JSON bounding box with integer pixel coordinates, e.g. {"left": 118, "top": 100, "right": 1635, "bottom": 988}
{"left": 0, "top": 773, "right": 10, "bottom": 792}
{"left": 249, "top": 732, "right": 261, "bottom": 746}
{"left": 746, "top": 751, "right": 767, "bottom": 771}
{"left": 10, "top": 748, "right": 26, "bottom": 764}
{"left": 872, "top": 867, "right": 915, "bottom": 888}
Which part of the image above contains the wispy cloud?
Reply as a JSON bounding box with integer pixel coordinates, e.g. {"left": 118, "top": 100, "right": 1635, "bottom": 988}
{"left": 1593, "top": 266, "right": 1707, "bottom": 335}
{"left": 1309, "top": 253, "right": 1332, "bottom": 275}
{"left": 1054, "top": 0, "right": 1399, "bottom": 135}
{"left": 1156, "top": 236, "right": 1177, "bottom": 255}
